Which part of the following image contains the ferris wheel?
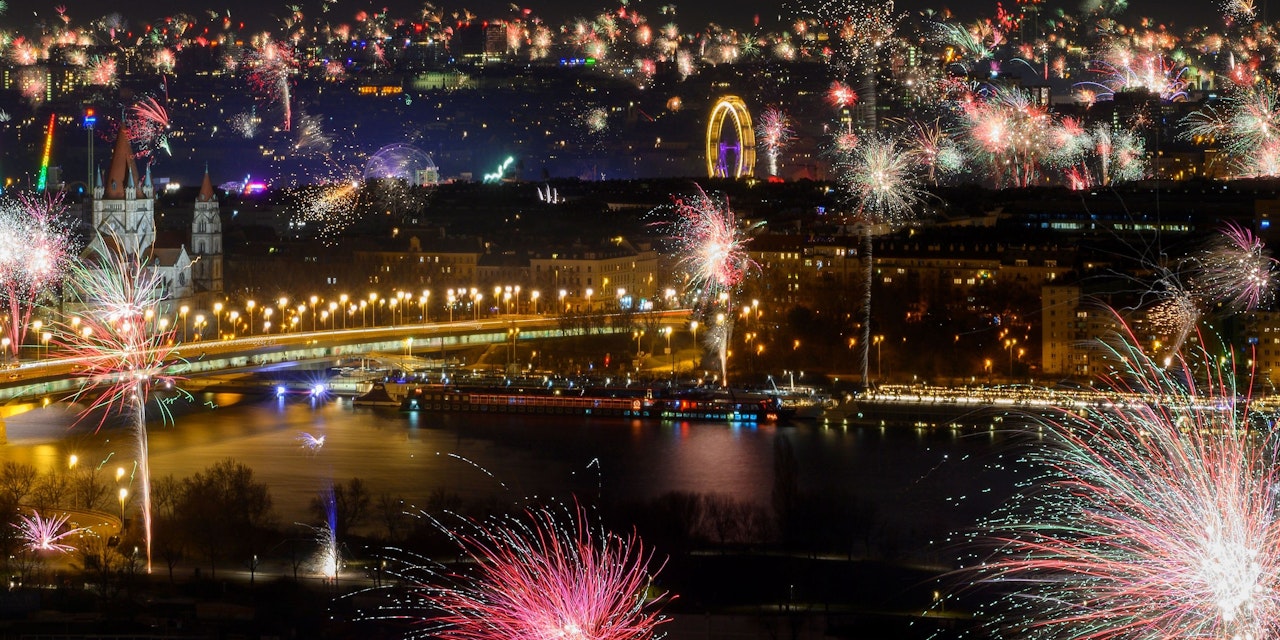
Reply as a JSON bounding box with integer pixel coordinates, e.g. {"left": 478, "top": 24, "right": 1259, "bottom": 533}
{"left": 705, "top": 96, "right": 756, "bottom": 179}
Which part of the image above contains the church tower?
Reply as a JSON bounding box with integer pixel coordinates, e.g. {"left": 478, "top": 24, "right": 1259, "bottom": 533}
{"left": 191, "top": 168, "right": 223, "bottom": 295}
{"left": 90, "top": 124, "right": 155, "bottom": 255}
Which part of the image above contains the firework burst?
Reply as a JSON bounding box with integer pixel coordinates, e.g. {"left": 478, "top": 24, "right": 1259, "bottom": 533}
{"left": 1184, "top": 83, "right": 1280, "bottom": 178}
{"left": 0, "top": 193, "right": 74, "bottom": 357}
{"left": 128, "top": 97, "right": 171, "bottom": 157}
{"left": 1191, "top": 222, "right": 1278, "bottom": 311}
{"left": 243, "top": 40, "right": 295, "bottom": 131}
{"left": 372, "top": 502, "right": 670, "bottom": 640}
{"left": 968, "top": 324, "right": 1280, "bottom": 640}
{"left": 57, "top": 235, "right": 183, "bottom": 574}
{"left": 755, "top": 107, "right": 794, "bottom": 177}
{"left": 14, "top": 511, "right": 89, "bottom": 553}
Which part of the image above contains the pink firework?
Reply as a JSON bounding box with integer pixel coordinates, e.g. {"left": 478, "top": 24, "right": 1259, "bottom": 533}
{"left": 669, "top": 186, "right": 757, "bottom": 297}
{"left": 1192, "top": 222, "right": 1278, "bottom": 311}
{"left": 0, "top": 193, "right": 74, "bottom": 357}
{"left": 128, "top": 97, "right": 172, "bottom": 157}
{"left": 406, "top": 503, "right": 669, "bottom": 640}
{"left": 755, "top": 106, "right": 794, "bottom": 176}
{"left": 86, "top": 56, "right": 117, "bottom": 86}
{"left": 14, "top": 511, "right": 89, "bottom": 553}
{"left": 828, "top": 81, "right": 857, "bottom": 109}
{"left": 970, "top": 325, "right": 1280, "bottom": 640}
{"left": 243, "top": 40, "right": 295, "bottom": 131}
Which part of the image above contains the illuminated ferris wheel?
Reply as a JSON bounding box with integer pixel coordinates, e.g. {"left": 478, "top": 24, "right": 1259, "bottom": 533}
{"left": 705, "top": 96, "right": 756, "bottom": 179}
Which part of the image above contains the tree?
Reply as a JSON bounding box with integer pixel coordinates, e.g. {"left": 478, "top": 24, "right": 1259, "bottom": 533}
{"left": 309, "top": 477, "right": 370, "bottom": 539}
{"left": 0, "top": 462, "right": 37, "bottom": 505}
{"left": 174, "top": 459, "right": 274, "bottom": 578}
{"left": 30, "top": 471, "right": 69, "bottom": 512}
{"left": 71, "top": 466, "right": 108, "bottom": 512}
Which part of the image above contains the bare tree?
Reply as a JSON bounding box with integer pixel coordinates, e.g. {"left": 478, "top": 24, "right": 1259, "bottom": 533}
{"left": 0, "top": 462, "right": 37, "bottom": 505}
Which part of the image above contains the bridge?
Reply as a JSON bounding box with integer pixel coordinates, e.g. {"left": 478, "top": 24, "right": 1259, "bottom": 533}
{"left": 0, "top": 311, "right": 691, "bottom": 440}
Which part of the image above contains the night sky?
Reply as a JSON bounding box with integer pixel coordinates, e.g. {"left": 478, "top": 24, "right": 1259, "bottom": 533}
{"left": 0, "top": 0, "right": 1224, "bottom": 32}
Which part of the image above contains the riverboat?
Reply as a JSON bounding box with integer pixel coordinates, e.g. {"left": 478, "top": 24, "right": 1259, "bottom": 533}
{"left": 383, "top": 382, "right": 791, "bottom": 424}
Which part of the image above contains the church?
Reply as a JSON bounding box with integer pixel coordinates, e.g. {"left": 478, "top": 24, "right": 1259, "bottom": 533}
{"left": 84, "top": 124, "right": 224, "bottom": 315}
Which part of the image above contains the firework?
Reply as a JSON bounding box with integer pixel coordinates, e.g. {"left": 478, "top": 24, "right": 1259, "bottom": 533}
{"left": 243, "top": 40, "right": 295, "bottom": 131}
{"left": 301, "top": 486, "right": 339, "bottom": 579}
{"left": 582, "top": 107, "right": 608, "bottom": 134}
{"left": 86, "top": 56, "right": 117, "bottom": 86}
{"left": 57, "top": 234, "right": 183, "bottom": 574}
{"left": 827, "top": 81, "right": 857, "bottom": 109}
{"left": 128, "top": 97, "right": 171, "bottom": 157}
{"left": 14, "top": 511, "right": 89, "bottom": 553}
{"left": 297, "top": 431, "right": 326, "bottom": 452}
{"left": 375, "top": 502, "right": 669, "bottom": 640}
{"left": 755, "top": 107, "right": 794, "bottom": 177}
{"left": 667, "top": 187, "right": 758, "bottom": 383}
{"left": 0, "top": 192, "right": 74, "bottom": 357}
{"left": 290, "top": 180, "right": 361, "bottom": 247}
{"left": 1192, "top": 223, "right": 1278, "bottom": 311}
{"left": 231, "top": 110, "right": 260, "bottom": 139}
{"left": 1184, "top": 83, "right": 1280, "bottom": 178}
{"left": 968, "top": 326, "right": 1280, "bottom": 640}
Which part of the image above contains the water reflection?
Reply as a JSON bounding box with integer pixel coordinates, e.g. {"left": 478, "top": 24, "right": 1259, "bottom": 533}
{"left": 0, "top": 392, "right": 1032, "bottom": 543}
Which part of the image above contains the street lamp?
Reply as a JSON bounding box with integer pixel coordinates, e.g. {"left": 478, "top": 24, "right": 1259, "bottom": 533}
{"left": 873, "top": 335, "right": 885, "bottom": 382}
{"left": 263, "top": 307, "right": 273, "bottom": 332}
{"left": 339, "top": 294, "right": 349, "bottom": 328}
{"left": 473, "top": 292, "right": 482, "bottom": 321}
{"left": 179, "top": 305, "right": 189, "bottom": 342}
{"left": 559, "top": 289, "right": 567, "bottom": 314}
{"left": 194, "top": 314, "right": 205, "bottom": 340}
{"left": 369, "top": 293, "right": 379, "bottom": 325}
{"left": 1005, "top": 338, "right": 1019, "bottom": 377}
{"left": 229, "top": 310, "right": 240, "bottom": 338}
{"left": 40, "top": 332, "right": 50, "bottom": 360}
{"left": 530, "top": 290, "right": 539, "bottom": 315}
{"left": 213, "top": 302, "right": 223, "bottom": 337}
{"left": 633, "top": 330, "right": 645, "bottom": 366}
{"left": 245, "top": 300, "right": 256, "bottom": 335}
{"left": 118, "top": 487, "right": 128, "bottom": 523}
{"left": 310, "top": 295, "right": 319, "bottom": 331}
{"left": 664, "top": 326, "right": 674, "bottom": 382}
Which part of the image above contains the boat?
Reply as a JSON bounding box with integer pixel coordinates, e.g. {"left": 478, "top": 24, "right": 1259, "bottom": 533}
{"left": 352, "top": 381, "right": 405, "bottom": 407}
{"left": 398, "top": 382, "right": 792, "bottom": 424}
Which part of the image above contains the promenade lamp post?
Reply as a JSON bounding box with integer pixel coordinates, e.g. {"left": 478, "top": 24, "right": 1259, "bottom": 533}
{"left": 30, "top": 320, "right": 41, "bottom": 357}
{"left": 369, "top": 293, "right": 379, "bottom": 326}
{"left": 690, "top": 320, "right": 699, "bottom": 348}
{"left": 229, "top": 311, "right": 240, "bottom": 338}
{"left": 339, "top": 294, "right": 349, "bottom": 328}
{"left": 1004, "top": 338, "right": 1019, "bottom": 377}
{"left": 194, "top": 315, "right": 205, "bottom": 340}
{"left": 665, "top": 326, "right": 674, "bottom": 382}
{"left": 559, "top": 289, "right": 567, "bottom": 314}
{"left": 179, "top": 306, "right": 189, "bottom": 342}
{"left": 310, "top": 296, "right": 319, "bottom": 331}
{"left": 514, "top": 286, "right": 521, "bottom": 314}
{"left": 585, "top": 288, "right": 594, "bottom": 313}
{"left": 447, "top": 291, "right": 456, "bottom": 322}
{"left": 263, "top": 307, "right": 273, "bottom": 333}
{"left": 118, "top": 487, "right": 128, "bottom": 523}
{"left": 214, "top": 302, "right": 223, "bottom": 337}
{"left": 531, "top": 290, "right": 540, "bottom": 315}
{"left": 159, "top": 318, "right": 169, "bottom": 341}
{"left": 389, "top": 298, "right": 399, "bottom": 327}
{"left": 321, "top": 310, "right": 330, "bottom": 329}
{"left": 473, "top": 293, "right": 483, "bottom": 321}
{"left": 295, "top": 304, "right": 306, "bottom": 332}
{"left": 421, "top": 290, "right": 430, "bottom": 323}
{"left": 328, "top": 302, "right": 338, "bottom": 328}
{"left": 873, "top": 335, "right": 884, "bottom": 382}
{"left": 40, "top": 332, "right": 50, "bottom": 359}
{"left": 503, "top": 288, "right": 512, "bottom": 315}
{"left": 277, "top": 297, "right": 289, "bottom": 326}
{"left": 245, "top": 300, "right": 256, "bottom": 336}
{"left": 493, "top": 286, "right": 502, "bottom": 315}
{"left": 360, "top": 300, "right": 368, "bottom": 327}
{"left": 633, "top": 330, "right": 644, "bottom": 366}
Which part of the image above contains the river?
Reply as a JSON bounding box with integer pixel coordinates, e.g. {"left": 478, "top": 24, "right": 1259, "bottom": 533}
{"left": 0, "top": 390, "right": 1039, "bottom": 552}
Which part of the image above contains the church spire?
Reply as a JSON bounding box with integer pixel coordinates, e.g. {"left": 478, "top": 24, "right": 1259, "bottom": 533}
{"left": 198, "top": 164, "right": 215, "bottom": 202}
{"left": 103, "top": 124, "right": 143, "bottom": 199}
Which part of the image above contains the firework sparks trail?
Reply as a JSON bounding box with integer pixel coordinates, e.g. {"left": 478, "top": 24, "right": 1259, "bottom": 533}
{"left": 371, "top": 501, "right": 670, "bottom": 640}
{"left": 243, "top": 40, "right": 295, "bottom": 131}
{"left": 299, "top": 486, "right": 339, "bottom": 579}
{"left": 290, "top": 180, "right": 361, "bottom": 247}
{"left": 56, "top": 235, "right": 183, "bottom": 574}
{"left": 0, "top": 193, "right": 74, "bottom": 356}
{"left": 14, "top": 511, "right": 90, "bottom": 553}
{"left": 756, "top": 107, "right": 794, "bottom": 177}
{"left": 837, "top": 135, "right": 926, "bottom": 384}
{"left": 86, "top": 56, "right": 117, "bottom": 86}
{"left": 1191, "top": 222, "right": 1279, "bottom": 312}
{"left": 968, "top": 322, "right": 1280, "bottom": 640}
{"left": 667, "top": 187, "right": 759, "bottom": 384}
